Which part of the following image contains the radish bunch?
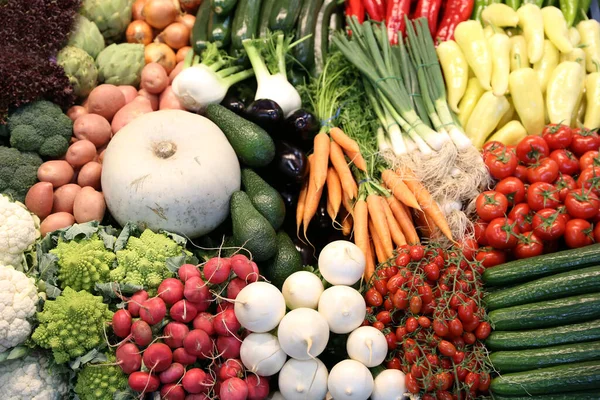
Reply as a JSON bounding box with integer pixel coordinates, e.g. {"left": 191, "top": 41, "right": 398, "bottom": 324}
{"left": 109, "top": 254, "right": 271, "bottom": 400}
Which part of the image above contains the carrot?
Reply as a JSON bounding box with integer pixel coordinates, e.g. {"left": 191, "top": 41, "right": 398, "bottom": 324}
{"left": 344, "top": 149, "right": 368, "bottom": 172}
{"left": 367, "top": 194, "right": 394, "bottom": 259}
{"left": 414, "top": 210, "right": 435, "bottom": 239}
{"left": 311, "top": 132, "right": 330, "bottom": 192}
{"left": 365, "top": 241, "right": 376, "bottom": 281}
{"left": 386, "top": 196, "right": 420, "bottom": 245}
{"left": 353, "top": 198, "right": 369, "bottom": 260}
{"left": 343, "top": 191, "right": 353, "bottom": 215}
{"left": 302, "top": 180, "right": 324, "bottom": 239}
{"left": 342, "top": 211, "right": 353, "bottom": 237}
{"left": 369, "top": 219, "right": 387, "bottom": 264}
{"left": 330, "top": 141, "right": 358, "bottom": 200}
{"left": 400, "top": 202, "right": 414, "bottom": 224}
{"left": 296, "top": 180, "right": 308, "bottom": 237}
{"left": 381, "top": 169, "right": 421, "bottom": 210}
{"left": 329, "top": 127, "right": 360, "bottom": 153}
{"left": 381, "top": 196, "right": 406, "bottom": 247}
{"left": 326, "top": 167, "right": 342, "bottom": 220}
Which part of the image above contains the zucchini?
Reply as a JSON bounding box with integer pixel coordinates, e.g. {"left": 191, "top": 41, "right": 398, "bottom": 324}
{"left": 208, "top": 10, "right": 233, "bottom": 48}
{"left": 489, "top": 293, "right": 600, "bottom": 331}
{"left": 292, "top": 0, "right": 322, "bottom": 69}
{"left": 268, "top": 0, "right": 303, "bottom": 33}
{"left": 490, "top": 341, "right": 600, "bottom": 373}
{"left": 490, "top": 391, "right": 600, "bottom": 400}
{"left": 231, "top": 0, "right": 263, "bottom": 49}
{"left": 485, "top": 265, "right": 600, "bottom": 310}
{"left": 483, "top": 243, "right": 600, "bottom": 287}
{"left": 258, "top": 0, "right": 277, "bottom": 37}
{"left": 191, "top": 0, "right": 213, "bottom": 52}
{"left": 490, "top": 360, "right": 600, "bottom": 395}
{"left": 486, "top": 319, "right": 600, "bottom": 351}
{"left": 314, "top": 0, "right": 338, "bottom": 75}
{"left": 212, "top": 0, "right": 238, "bottom": 15}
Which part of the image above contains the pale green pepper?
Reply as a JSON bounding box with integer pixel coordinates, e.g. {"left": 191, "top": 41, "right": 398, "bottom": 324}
{"left": 584, "top": 72, "right": 600, "bottom": 129}
{"left": 510, "top": 68, "right": 546, "bottom": 135}
{"left": 437, "top": 40, "right": 469, "bottom": 114}
{"left": 577, "top": 20, "right": 600, "bottom": 73}
{"left": 546, "top": 61, "right": 585, "bottom": 125}
{"left": 458, "top": 77, "right": 486, "bottom": 127}
{"left": 541, "top": 6, "right": 574, "bottom": 54}
{"left": 455, "top": 21, "right": 493, "bottom": 91}
{"left": 534, "top": 40, "right": 560, "bottom": 93}
{"left": 466, "top": 91, "right": 511, "bottom": 148}
{"left": 510, "top": 36, "right": 531, "bottom": 71}
{"left": 517, "top": 4, "right": 545, "bottom": 64}
{"left": 489, "top": 33, "right": 512, "bottom": 96}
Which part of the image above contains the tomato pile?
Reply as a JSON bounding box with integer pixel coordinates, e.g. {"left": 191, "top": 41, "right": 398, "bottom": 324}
{"left": 364, "top": 244, "right": 492, "bottom": 399}
{"left": 476, "top": 126, "right": 600, "bottom": 264}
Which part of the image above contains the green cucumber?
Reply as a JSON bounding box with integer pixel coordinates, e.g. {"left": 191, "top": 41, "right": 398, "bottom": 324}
{"left": 486, "top": 319, "right": 600, "bottom": 351}
{"left": 292, "top": 0, "right": 322, "bottom": 69}
{"left": 191, "top": 0, "right": 213, "bottom": 52}
{"left": 212, "top": 0, "right": 238, "bottom": 15}
{"left": 258, "top": 0, "right": 277, "bottom": 37}
{"left": 314, "top": 0, "right": 338, "bottom": 75}
{"left": 490, "top": 360, "right": 600, "bottom": 396}
{"left": 490, "top": 341, "right": 600, "bottom": 373}
{"left": 489, "top": 293, "right": 600, "bottom": 331}
{"left": 231, "top": 0, "right": 262, "bottom": 49}
{"left": 491, "top": 391, "right": 600, "bottom": 400}
{"left": 485, "top": 265, "right": 600, "bottom": 310}
{"left": 483, "top": 244, "right": 600, "bottom": 287}
{"left": 268, "top": 0, "right": 303, "bottom": 33}
{"left": 208, "top": 10, "right": 233, "bottom": 48}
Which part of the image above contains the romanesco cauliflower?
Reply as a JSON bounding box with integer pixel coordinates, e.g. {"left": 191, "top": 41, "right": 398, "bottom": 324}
{"left": 74, "top": 353, "right": 127, "bottom": 400}
{"left": 31, "top": 287, "right": 113, "bottom": 364}
{"left": 0, "top": 265, "right": 39, "bottom": 353}
{"left": 0, "top": 353, "right": 68, "bottom": 399}
{"left": 0, "top": 194, "right": 39, "bottom": 268}
{"left": 50, "top": 234, "right": 116, "bottom": 292}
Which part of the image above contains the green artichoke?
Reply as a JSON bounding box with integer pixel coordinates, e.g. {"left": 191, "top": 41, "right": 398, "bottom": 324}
{"left": 96, "top": 43, "right": 145, "bottom": 86}
{"left": 79, "top": 0, "right": 133, "bottom": 43}
{"left": 68, "top": 15, "right": 106, "bottom": 59}
{"left": 57, "top": 46, "right": 98, "bottom": 98}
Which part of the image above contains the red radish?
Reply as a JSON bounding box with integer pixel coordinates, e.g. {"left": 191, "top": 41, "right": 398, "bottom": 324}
{"left": 183, "top": 329, "right": 213, "bottom": 358}
{"left": 139, "top": 297, "right": 167, "bottom": 325}
{"left": 159, "top": 362, "right": 185, "bottom": 384}
{"left": 218, "top": 359, "right": 244, "bottom": 380}
{"left": 170, "top": 299, "right": 198, "bottom": 323}
{"left": 193, "top": 312, "right": 216, "bottom": 335}
{"left": 128, "top": 371, "right": 160, "bottom": 393}
{"left": 158, "top": 278, "right": 185, "bottom": 305}
{"left": 184, "top": 276, "right": 210, "bottom": 302}
{"left": 143, "top": 343, "right": 173, "bottom": 372}
{"left": 245, "top": 375, "right": 269, "bottom": 400}
{"left": 128, "top": 290, "right": 149, "bottom": 317}
{"left": 185, "top": 395, "right": 210, "bottom": 400}
{"left": 116, "top": 342, "right": 142, "bottom": 374}
{"left": 247, "top": 262, "right": 260, "bottom": 283}
{"left": 182, "top": 368, "right": 208, "bottom": 394}
{"left": 220, "top": 377, "right": 248, "bottom": 400}
{"left": 178, "top": 263, "right": 201, "bottom": 281}
{"left": 217, "top": 335, "right": 242, "bottom": 359}
{"left": 226, "top": 278, "right": 247, "bottom": 299}
{"left": 213, "top": 309, "right": 241, "bottom": 337}
{"left": 203, "top": 257, "right": 232, "bottom": 284}
{"left": 163, "top": 322, "right": 189, "bottom": 348}
{"left": 160, "top": 383, "right": 186, "bottom": 400}
{"left": 231, "top": 254, "right": 253, "bottom": 281}
{"left": 172, "top": 347, "right": 197, "bottom": 365}
{"left": 217, "top": 302, "right": 235, "bottom": 313}
{"left": 112, "top": 309, "right": 132, "bottom": 338}
{"left": 189, "top": 298, "right": 211, "bottom": 313}
{"left": 131, "top": 320, "right": 153, "bottom": 347}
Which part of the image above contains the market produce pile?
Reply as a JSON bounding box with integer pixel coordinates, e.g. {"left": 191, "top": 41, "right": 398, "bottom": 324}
{"left": 2, "top": 0, "right": 600, "bottom": 399}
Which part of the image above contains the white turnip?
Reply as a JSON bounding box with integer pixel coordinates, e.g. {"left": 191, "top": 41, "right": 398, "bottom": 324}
{"left": 240, "top": 333, "right": 287, "bottom": 377}
{"left": 327, "top": 360, "right": 374, "bottom": 400}
{"left": 234, "top": 282, "right": 286, "bottom": 333}
{"left": 371, "top": 369, "right": 407, "bottom": 400}
{"left": 163, "top": 321, "right": 189, "bottom": 348}
{"left": 183, "top": 329, "right": 213, "bottom": 358}
{"left": 277, "top": 308, "right": 330, "bottom": 360}
{"left": 158, "top": 277, "right": 185, "bottom": 305}
{"left": 318, "top": 240, "right": 366, "bottom": 286}
{"left": 282, "top": 271, "right": 324, "bottom": 310}
{"left": 318, "top": 286, "right": 366, "bottom": 334}
{"left": 170, "top": 299, "right": 198, "bottom": 323}
{"left": 278, "top": 358, "right": 328, "bottom": 400}
{"left": 346, "top": 326, "right": 388, "bottom": 368}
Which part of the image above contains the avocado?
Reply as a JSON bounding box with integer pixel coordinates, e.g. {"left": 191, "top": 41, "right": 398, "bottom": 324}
{"left": 262, "top": 231, "right": 303, "bottom": 288}
{"left": 241, "top": 169, "right": 286, "bottom": 230}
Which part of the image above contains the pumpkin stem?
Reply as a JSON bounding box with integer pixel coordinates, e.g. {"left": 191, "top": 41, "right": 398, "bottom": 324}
{"left": 154, "top": 141, "right": 177, "bottom": 159}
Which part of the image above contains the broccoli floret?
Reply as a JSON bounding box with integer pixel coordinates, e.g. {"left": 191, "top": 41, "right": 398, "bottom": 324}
{"left": 7, "top": 100, "right": 73, "bottom": 158}
{"left": 74, "top": 353, "right": 128, "bottom": 400}
{"left": 50, "top": 234, "right": 116, "bottom": 292}
{"left": 31, "top": 287, "right": 113, "bottom": 364}
{"left": 0, "top": 146, "right": 42, "bottom": 202}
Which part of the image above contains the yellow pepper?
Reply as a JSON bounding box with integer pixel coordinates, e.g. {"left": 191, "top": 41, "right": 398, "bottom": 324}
{"left": 484, "top": 25, "right": 495, "bottom": 39}
{"left": 489, "top": 33, "right": 511, "bottom": 96}
{"left": 584, "top": 72, "right": 600, "bottom": 129}
{"left": 509, "top": 68, "right": 545, "bottom": 135}
{"left": 466, "top": 91, "right": 511, "bottom": 149}
{"left": 517, "top": 4, "right": 545, "bottom": 64}
{"left": 455, "top": 21, "right": 492, "bottom": 91}
{"left": 458, "top": 77, "right": 485, "bottom": 127}
{"left": 568, "top": 27, "right": 581, "bottom": 47}
{"left": 497, "top": 97, "right": 516, "bottom": 128}
{"left": 573, "top": 95, "right": 586, "bottom": 128}
{"left": 578, "top": 20, "right": 600, "bottom": 73}
{"left": 541, "top": 7, "right": 573, "bottom": 54}
{"left": 561, "top": 48, "right": 587, "bottom": 80}
{"left": 510, "top": 36, "right": 530, "bottom": 71}
{"left": 533, "top": 40, "right": 560, "bottom": 94}
{"left": 487, "top": 121, "right": 528, "bottom": 146}
{"left": 546, "top": 61, "right": 585, "bottom": 126}
{"left": 437, "top": 40, "right": 469, "bottom": 114}
{"left": 482, "top": 4, "right": 519, "bottom": 28}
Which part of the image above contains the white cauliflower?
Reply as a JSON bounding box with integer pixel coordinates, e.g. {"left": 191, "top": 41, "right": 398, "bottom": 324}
{"left": 0, "top": 195, "right": 39, "bottom": 268}
{"left": 0, "top": 265, "right": 39, "bottom": 353}
{"left": 0, "top": 354, "right": 68, "bottom": 400}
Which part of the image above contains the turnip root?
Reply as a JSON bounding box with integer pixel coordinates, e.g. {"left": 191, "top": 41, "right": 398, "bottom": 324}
{"left": 278, "top": 358, "right": 328, "bottom": 400}
{"left": 318, "top": 240, "right": 366, "bottom": 286}
{"left": 213, "top": 308, "right": 240, "bottom": 337}
{"left": 240, "top": 333, "right": 287, "bottom": 377}
{"left": 131, "top": 320, "right": 153, "bottom": 347}
{"left": 371, "top": 369, "right": 407, "bottom": 400}
{"left": 217, "top": 335, "right": 242, "bottom": 359}
{"left": 218, "top": 359, "right": 244, "bottom": 381}
{"left": 183, "top": 329, "right": 212, "bottom": 358}
{"left": 178, "top": 264, "right": 201, "bottom": 281}
{"left": 282, "top": 271, "right": 324, "bottom": 310}
{"left": 346, "top": 326, "right": 388, "bottom": 368}
{"left": 318, "top": 286, "right": 366, "bottom": 334}
{"left": 277, "top": 308, "right": 330, "bottom": 360}
{"left": 203, "top": 257, "right": 232, "bottom": 284}
{"left": 182, "top": 368, "right": 208, "bottom": 394}
{"left": 327, "top": 360, "right": 374, "bottom": 400}
{"left": 128, "top": 290, "right": 149, "bottom": 317}
{"left": 193, "top": 312, "right": 215, "bottom": 335}
{"left": 139, "top": 297, "right": 167, "bottom": 325}
{"left": 234, "top": 282, "right": 286, "bottom": 333}
{"left": 227, "top": 278, "right": 247, "bottom": 299}
{"left": 160, "top": 383, "right": 186, "bottom": 400}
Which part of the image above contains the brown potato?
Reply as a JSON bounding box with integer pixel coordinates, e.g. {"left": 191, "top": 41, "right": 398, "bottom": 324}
{"left": 40, "top": 212, "right": 75, "bottom": 237}
{"left": 118, "top": 85, "right": 139, "bottom": 104}
{"left": 66, "top": 140, "right": 97, "bottom": 169}
{"left": 138, "top": 89, "right": 160, "bottom": 111}
{"left": 73, "top": 113, "right": 112, "bottom": 148}
{"left": 77, "top": 161, "right": 102, "bottom": 190}
{"left": 25, "top": 182, "right": 54, "bottom": 219}
{"left": 112, "top": 97, "right": 154, "bottom": 134}
{"left": 87, "top": 84, "right": 127, "bottom": 121}
{"left": 52, "top": 184, "right": 82, "bottom": 214}
{"left": 159, "top": 85, "right": 184, "bottom": 110}
{"left": 37, "top": 160, "right": 74, "bottom": 188}
{"left": 141, "top": 62, "right": 169, "bottom": 94}
{"left": 73, "top": 187, "right": 106, "bottom": 223}
{"left": 67, "top": 105, "right": 88, "bottom": 121}
{"left": 169, "top": 61, "right": 184, "bottom": 84}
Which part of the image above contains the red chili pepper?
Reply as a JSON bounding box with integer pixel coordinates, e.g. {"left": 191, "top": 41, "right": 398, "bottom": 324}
{"left": 413, "top": 0, "right": 443, "bottom": 36}
{"left": 436, "top": 0, "right": 474, "bottom": 42}
{"left": 346, "top": 0, "right": 366, "bottom": 23}
{"left": 386, "top": 0, "right": 411, "bottom": 45}
{"left": 364, "top": 0, "right": 386, "bottom": 22}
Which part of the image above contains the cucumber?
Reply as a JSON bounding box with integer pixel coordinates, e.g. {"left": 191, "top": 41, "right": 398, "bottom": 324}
{"left": 490, "top": 391, "right": 600, "bottom": 400}
{"left": 490, "top": 360, "right": 600, "bottom": 395}
{"left": 292, "top": 0, "right": 322, "bottom": 69}
{"left": 268, "top": 0, "right": 304, "bottom": 33}
{"left": 486, "top": 319, "right": 600, "bottom": 351}
{"left": 231, "top": 0, "right": 262, "bottom": 49}
{"left": 483, "top": 243, "right": 600, "bottom": 287}
{"left": 490, "top": 341, "right": 600, "bottom": 373}
{"left": 258, "top": 0, "right": 277, "bottom": 37}
{"left": 485, "top": 265, "right": 600, "bottom": 310}
{"left": 208, "top": 10, "right": 233, "bottom": 48}
{"left": 489, "top": 293, "right": 600, "bottom": 331}
{"left": 314, "top": 0, "right": 338, "bottom": 75}
{"left": 191, "top": 0, "right": 213, "bottom": 52}
{"left": 212, "top": 0, "right": 238, "bottom": 15}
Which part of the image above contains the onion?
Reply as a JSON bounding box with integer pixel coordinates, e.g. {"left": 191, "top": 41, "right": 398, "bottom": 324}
{"left": 126, "top": 20, "right": 154, "bottom": 45}
{"left": 176, "top": 46, "right": 192, "bottom": 63}
{"left": 145, "top": 43, "right": 177, "bottom": 74}
{"left": 158, "top": 22, "right": 190, "bottom": 50}
{"left": 179, "top": 0, "right": 201, "bottom": 13}
{"left": 132, "top": 0, "right": 148, "bottom": 20}
{"left": 178, "top": 14, "right": 196, "bottom": 31}
{"left": 143, "top": 0, "right": 178, "bottom": 30}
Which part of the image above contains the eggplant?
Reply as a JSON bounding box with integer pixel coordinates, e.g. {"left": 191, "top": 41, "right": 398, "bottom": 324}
{"left": 272, "top": 140, "right": 309, "bottom": 183}
{"left": 292, "top": 235, "right": 317, "bottom": 266}
{"left": 286, "top": 109, "right": 320, "bottom": 148}
{"left": 278, "top": 183, "right": 300, "bottom": 211}
{"left": 221, "top": 94, "right": 246, "bottom": 115}
{"left": 245, "top": 99, "right": 284, "bottom": 132}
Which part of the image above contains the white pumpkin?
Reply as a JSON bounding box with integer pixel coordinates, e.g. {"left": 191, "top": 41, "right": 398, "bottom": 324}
{"left": 101, "top": 110, "right": 240, "bottom": 237}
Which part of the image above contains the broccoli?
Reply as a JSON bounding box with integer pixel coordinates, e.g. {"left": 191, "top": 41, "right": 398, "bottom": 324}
{"left": 74, "top": 353, "right": 128, "bottom": 400}
{"left": 7, "top": 100, "right": 73, "bottom": 158}
{"left": 0, "top": 146, "right": 42, "bottom": 202}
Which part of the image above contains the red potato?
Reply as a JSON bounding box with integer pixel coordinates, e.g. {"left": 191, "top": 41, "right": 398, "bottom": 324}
{"left": 183, "top": 329, "right": 212, "bottom": 358}
{"left": 116, "top": 342, "right": 142, "bottom": 374}
{"left": 118, "top": 85, "right": 139, "bottom": 104}
{"left": 158, "top": 278, "right": 185, "bottom": 305}
{"left": 143, "top": 343, "right": 173, "bottom": 372}
{"left": 169, "top": 61, "right": 185, "bottom": 84}
{"left": 172, "top": 347, "right": 197, "bottom": 365}
{"left": 73, "top": 186, "right": 105, "bottom": 223}
{"left": 128, "top": 371, "right": 160, "bottom": 393}
{"left": 73, "top": 113, "right": 112, "bottom": 147}
{"left": 25, "top": 182, "right": 54, "bottom": 219}
{"left": 87, "top": 84, "right": 127, "bottom": 121}
{"left": 66, "top": 140, "right": 97, "bottom": 169}
{"left": 138, "top": 89, "right": 160, "bottom": 111}
{"left": 159, "top": 363, "right": 185, "bottom": 384}
{"left": 77, "top": 161, "right": 102, "bottom": 190}
{"left": 131, "top": 319, "right": 153, "bottom": 347}
{"left": 178, "top": 264, "right": 201, "bottom": 281}
{"left": 67, "top": 105, "right": 87, "bottom": 121}
{"left": 159, "top": 85, "right": 184, "bottom": 110}
{"left": 128, "top": 290, "right": 149, "bottom": 317}
{"left": 164, "top": 322, "right": 190, "bottom": 349}
{"left": 97, "top": 148, "right": 106, "bottom": 164}
{"left": 176, "top": 46, "right": 192, "bottom": 63}
{"left": 40, "top": 212, "right": 75, "bottom": 236}
{"left": 141, "top": 62, "right": 169, "bottom": 94}
{"left": 140, "top": 297, "right": 167, "bottom": 325}
{"left": 112, "top": 309, "right": 132, "bottom": 338}
{"left": 111, "top": 96, "right": 154, "bottom": 134}
{"left": 220, "top": 377, "right": 248, "bottom": 400}
{"left": 37, "top": 160, "right": 74, "bottom": 188}
{"left": 160, "top": 384, "right": 186, "bottom": 400}
{"left": 52, "top": 184, "right": 82, "bottom": 214}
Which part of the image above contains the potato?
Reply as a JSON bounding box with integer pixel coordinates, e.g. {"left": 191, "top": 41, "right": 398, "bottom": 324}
{"left": 73, "top": 113, "right": 112, "bottom": 147}
{"left": 138, "top": 89, "right": 160, "bottom": 110}
{"left": 25, "top": 182, "right": 54, "bottom": 219}
{"left": 73, "top": 187, "right": 106, "bottom": 223}
{"left": 37, "top": 160, "right": 74, "bottom": 188}
{"left": 159, "top": 86, "right": 184, "bottom": 110}
{"left": 67, "top": 105, "right": 88, "bottom": 121}
{"left": 77, "top": 161, "right": 102, "bottom": 190}
{"left": 169, "top": 61, "right": 184, "bottom": 84}
{"left": 97, "top": 147, "right": 107, "bottom": 164}
{"left": 40, "top": 212, "right": 75, "bottom": 237}
{"left": 111, "top": 97, "right": 154, "bottom": 134}
{"left": 87, "top": 84, "right": 127, "bottom": 121}
{"left": 118, "top": 85, "right": 139, "bottom": 104}
{"left": 66, "top": 140, "right": 97, "bottom": 169}
{"left": 52, "top": 184, "right": 82, "bottom": 214}
{"left": 141, "top": 62, "right": 169, "bottom": 94}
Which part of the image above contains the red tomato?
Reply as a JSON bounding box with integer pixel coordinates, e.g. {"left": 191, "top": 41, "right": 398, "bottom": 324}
{"left": 459, "top": 237, "right": 479, "bottom": 260}
{"left": 373, "top": 277, "right": 388, "bottom": 296}
{"left": 476, "top": 191, "right": 509, "bottom": 222}
{"left": 565, "top": 219, "right": 594, "bottom": 248}
{"left": 513, "top": 231, "right": 544, "bottom": 259}
{"left": 570, "top": 128, "right": 600, "bottom": 156}
{"left": 395, "top": 326, "right": 407, "bottom": 341}
{"left": 565, "top": 188, "right": 600, "bottom": 219}
{"left": 409, "top": 296, "right": 422, "bottom": 314}
{"left": 479, "top": 372, "right": 492, "bottom": 391}
{"left": 417, "top": 284, "right": 434, "bottom": 304}
{"left": 372, "top": 321, "right": 385, "bottom": 331}
{"left": 449, "top": 318, "right": 463, "bottom": 337}
{"left": 549, "top": 149, "right": 580, "bottom": 176}
{"left": 485, "top": 217, "right": 520, "bottom": 249}
{"left": 517, "top": 136, "right": 550, "bottom": 164}
{"left": 474, "top": 220, "right": 489, "bottom": 245}
{"left": 475, "top": 321, "right": 492, "bottom": 340}
{"left": 376, "top": 311, "right": 392, "bottom": 325}
{"left": 418, "top": 316, "right": 431, "bottom": 328}
{"left": 555, "top": 174, "right": 578, "bottom": 201}
{"left": 482, "top": 141, "right": 506, "bottom": 154}
{"left": 509, "top": 203, "right": 534, "bottom": 232}
{"left": 392, "top": 289, "right": 409, "bottom": 310}
{"left": 465, "top": 372, "right": 481, "bottom": 391}
{"left": 364, "top": 288, "right": 383, "bottom": 307}
{"left": 578, "top": 166, "right": 600, "bottom": 195}
{"left": 409, "top": 245, "right": 425, "bottom": 261}
{"left": 528, "top": 182, "right": 560, "bottom": 211}
{"left": 452, "top": 350, "right": 466, "bottom": 363}
{"left": 496, "top": 177, "right": 526, "bottom": 205}
{"left": 527, "top": 158, "right": 560, "bottom": 183}
{"left": 514, "top": 164, "right": 529, "bottom": 183}
{"left": 433, "top": 319, "right": 449, "bottom": 337}
{"left": 385, "top": 332, "right": 397, "bottom": 350}
{"left": 435, "top": 372, "right": 453, "bottom": 391}
{"left": 458, "top": 303, "right": 474, "bottom": 323}
{"left": 395, "top": 252, "right": 411, "bottom": 267}
{"left": 462, "top": 332, "right": 476, "bottom": 345}
{"left": 595, "top": 224, "right": 600, "bottom": 242}
{"left": 475, "top": 247, "right": 506, "bottom": 268}
{"left": 410, "top": 364, "right": 424, "bottom": 379}
{"left": 533, "top": 209, "right": 567, "bottom": 240}
{"left": 386, "top": 357, "right": 401, "bottom": 370}
{"left": 438, "top": 340, "right": 457, "bottom": 357}
{"left": 405, "top": 373, "right": 420, "bottom": 394}
{"left": 424, "top": 263, "right": 440, "bottom": 281}
{"left": 485, "top": 148, "right": 518, "bottom": 179}
{"left": 580, "top": 150, "right": 600, "bottom": 170}
{"left": 542, "top": 124, "right": 573, "bottom": 149}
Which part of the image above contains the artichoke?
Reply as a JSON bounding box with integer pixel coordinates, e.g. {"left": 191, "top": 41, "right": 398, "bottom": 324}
{"left": 57, "top": 46, "right": 98, "bottom": 98}
{"left": 79, "top": 0, "right": 133, "bottom": 43}
{"left": 96, "top": 43, "right": 145, "bottom": 86}
{"left": 68, "top": 15, "right": 105, "bottom": 59}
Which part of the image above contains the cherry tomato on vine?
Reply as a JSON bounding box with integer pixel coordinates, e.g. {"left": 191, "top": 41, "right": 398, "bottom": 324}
{"left": 565, "top": 188, "right": 600, "bottom": 219}
{"left": 485, "top": 217, "right": 520, "bottom": 249}
{"left": 395, "top": 252, "right": 411, "bottom": 267}
{"left": 392, "top": 289, "right": 409, "bottom": 310}
{"left": 578, "top": 166, "right": 600, "bottom": 196}
{"left": 458, "top": 237, "right": 479, "bottom": 261}
{"left": 514, "top": 164, "right": 529, "bottom": 183}
{"left": 595, "top": 224, "right": 600, "bottom": 243}
{"left": 409, "top": 296, "right": 423, "bottom": 314}
{"left": 365, "top": 288, "right": 383, "bottom": 307}
{"left": 570, "top": 128, "right": 600, "bottom": 156}
{"left": 496, "top": 177, "right": 526, "bottom": 206}
{"left": 475, "top": 321, "right": 492, "bottom": 340}
{"left": 438, "top": 340, "right": 457, "bottom": 357}
{"left": 555, "top": 174, "right": 578, "bottom": 202}
{"left": 475, "top": 247, "right": 506, "bottom": 268}
{"left": 527, "top": 158, "right": 560, "bottom": 183}
{"left": 479, "top": 372, "right": 492, "bottom": 391}
{"left": 435, "top": 372, "right": 453, "bottom": 391}
{"left": 418, "top": 316, "right": 431, "bottom": 329}
{"left": 513, "top": 231, "right": 544, "bottom": 259}
{"left": 476, "top": 191, "right": 509, "bottom": 222}
{"left": 517, "top": 136, "right": 550, "bottom": 164}
{"left": 372, "top": 321, "right": 385, "bottom": 331}
{"left": 565, "top": 219, "right": 594, "bottom": 248}
{"left": 533, "top": 209, "right": 567, "bottom": 240}
{"left": 462, "top": 332, "right": 476, "bottom": 345}
{"left": 376, "top": 311, "right": 392, "bottom": 325}
{"left": 424, "top": 263, "right": 440, "bottom": 281}
{"left": 385, "top": 332, "right": 397, "bottom": 350}
{"left": 433, "top": 319, "right": 449, "bottom": 337}
{"left": 580, "top": 150, "right": 600, "bottom": 170}
{"left": 509, "top": 203, "right": 534, "bottom": 232}
{"left": 448, "top": 318, "right": 464, "bottom": 337}
{"left": 550, "top": 149, "right": 580, "bottom": 175}
{"left": 528, "top": 182, "right": 560, "bottom": 211}
{"left": 465, "top": 372, "right": 481, "bottom": 391}
{"left": 405, "top": 373, "right": 420, "bottom": 394}
{"left": 542, "top": 124, "right": 573, "bottom": 149}
{"left": 409, "top": 245, "right": 424, "bottom": 261}
{"left": 485, "top": 148, "right": 518, "bottom": 179}
{"left": 386, "top": 357, "right": 401, "bottom": 370}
